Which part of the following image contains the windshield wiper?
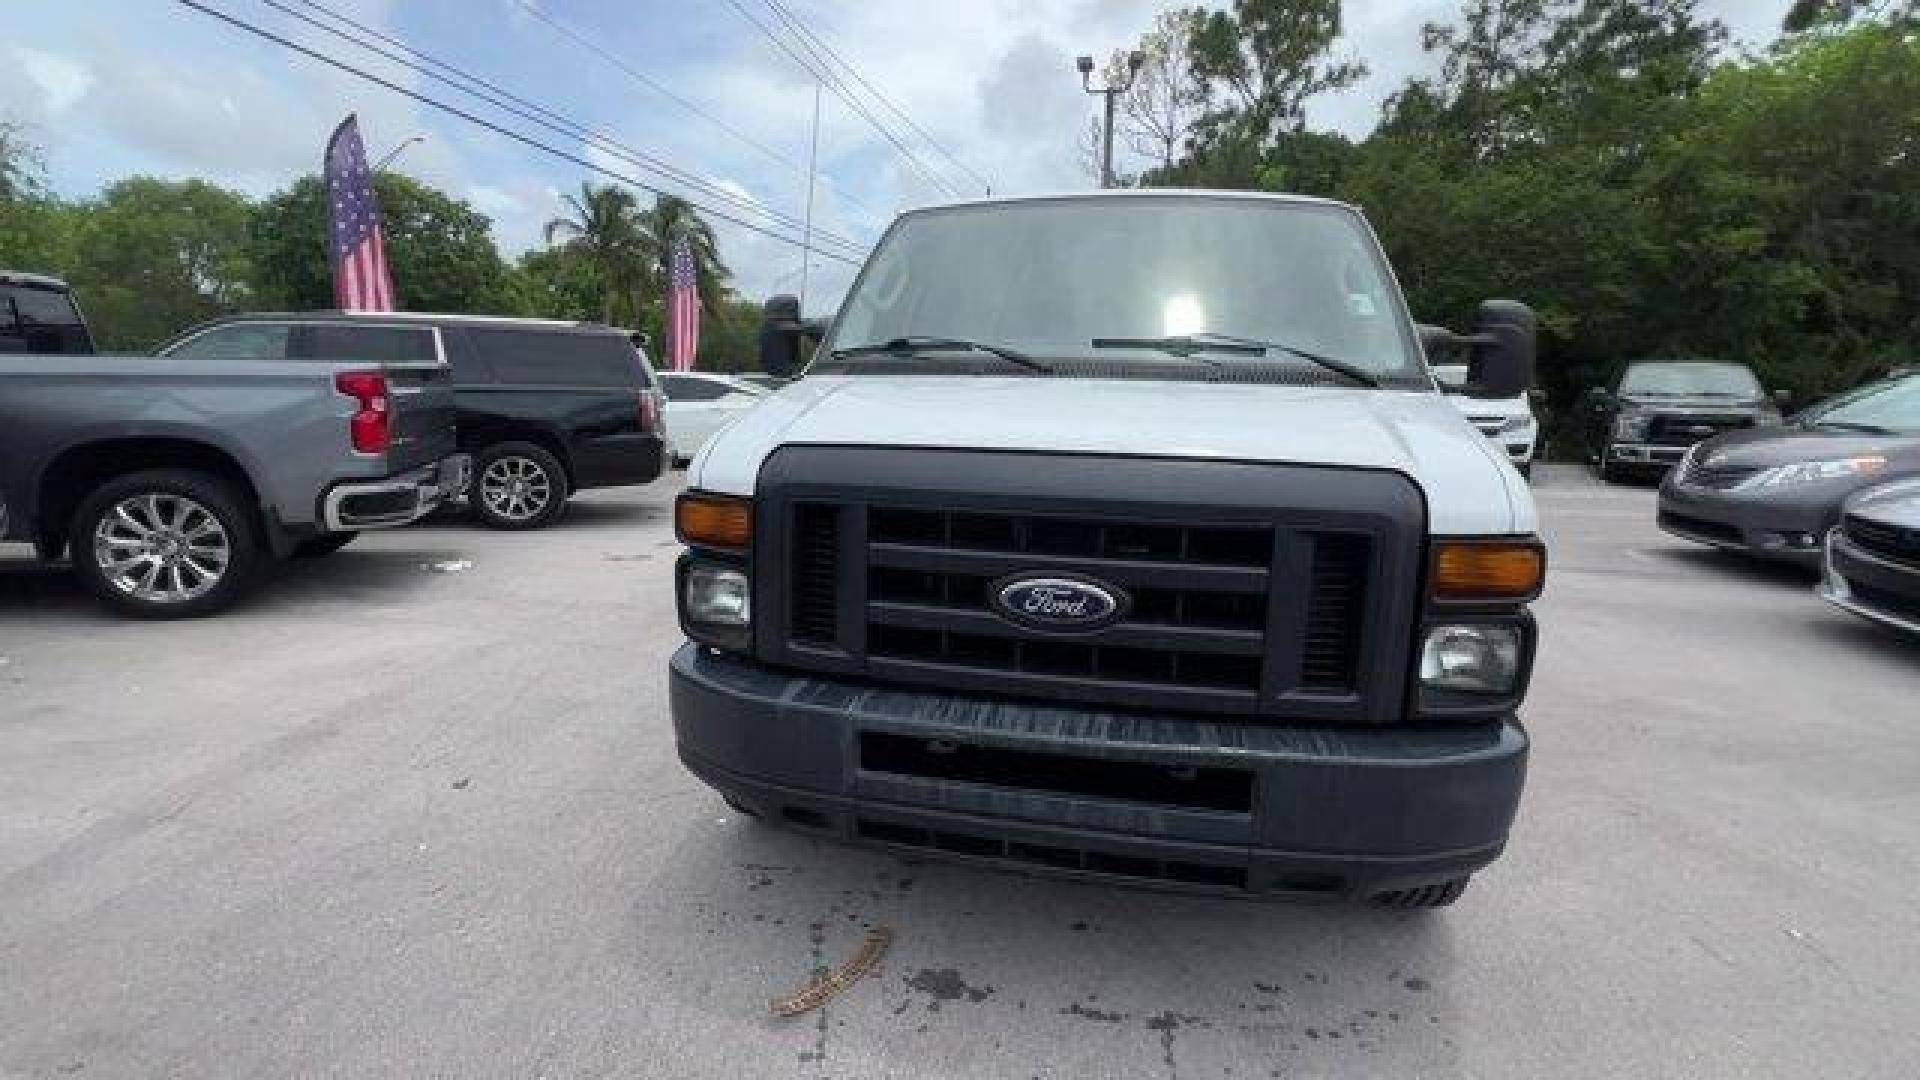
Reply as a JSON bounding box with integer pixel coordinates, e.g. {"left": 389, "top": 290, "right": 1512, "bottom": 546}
{"left": 1089, "top": 332, "right": 1378, "bottom": 387}
{"left": 833, "top": 335, "right": 1052, "bottom": 374}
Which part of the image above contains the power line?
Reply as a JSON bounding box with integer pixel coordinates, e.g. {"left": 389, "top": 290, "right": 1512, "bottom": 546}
{"left": 271, "top": 0, "right": 868, "bottom": 256}
{"left": 507, "top": 0, "right": 888, "bottom": 228}
{"left": 722, "top": 0, "right": 961, "bottom": 199}
{"left": 174, "top": 0, "right": 865, "bottom": 266}
{"left": 762, "top": 0, "right": 992, "bottom": 195}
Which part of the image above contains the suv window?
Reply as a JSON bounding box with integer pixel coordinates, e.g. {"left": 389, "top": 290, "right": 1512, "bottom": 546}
{"left": 166, "top": 322, "right": 294, "bottom": 361}
{"left": 661, "top": 374, "right": 735, "bottom": 402}
{"left": 2, "top": 283, "right": 91, "bottom": 354}
{"left": 299, "top": 323, "right": 437, "bottom": 366}
{"left": 468, "top": 326, "right": 641, "bottom": 387}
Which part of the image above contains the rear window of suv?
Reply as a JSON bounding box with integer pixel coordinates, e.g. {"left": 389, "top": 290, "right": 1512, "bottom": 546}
{"left": 467, "top": 327, "right": 642, "bottom": 388}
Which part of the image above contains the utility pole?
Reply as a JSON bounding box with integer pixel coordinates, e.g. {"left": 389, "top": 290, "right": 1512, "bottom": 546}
{"left": 1077, "top": 51, "right": 1144, "bottom": 189}
{"left": 800, "top": 82, "right": 820, "bottom": 311}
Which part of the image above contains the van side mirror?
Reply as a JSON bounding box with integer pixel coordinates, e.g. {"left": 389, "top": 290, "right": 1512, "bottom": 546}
{"left": 759, "top": 294, "right": 808, "bottom": 379}
{"left": 1417, "top": 324, "right": 1454, "bottom": 362}
{"left": 1465, "top": 300, "right": 1536, "bottom": 400}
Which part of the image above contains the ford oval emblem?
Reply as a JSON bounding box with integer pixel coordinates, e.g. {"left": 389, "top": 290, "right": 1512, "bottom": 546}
{"left": 991, "top": 575, "right": 1127, "bottom": 632}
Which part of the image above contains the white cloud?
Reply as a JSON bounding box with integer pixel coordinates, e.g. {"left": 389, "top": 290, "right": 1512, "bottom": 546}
{"left": 10, "top": 45, "right": 93, "bottom": 116}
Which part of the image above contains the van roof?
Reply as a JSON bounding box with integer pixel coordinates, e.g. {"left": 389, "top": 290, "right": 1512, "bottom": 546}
{"left": 901, "top": 188, "right": 1355, "bottom": 218}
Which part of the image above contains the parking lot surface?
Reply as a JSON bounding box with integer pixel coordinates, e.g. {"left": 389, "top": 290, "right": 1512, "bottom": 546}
{"left": 2, "top": 464, "right": 1917, "bottom": 1079}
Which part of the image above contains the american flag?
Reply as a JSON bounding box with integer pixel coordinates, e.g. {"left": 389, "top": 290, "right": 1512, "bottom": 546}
{"left": 666, "top": 236, "right": 700, "bottom": 372}
{"left": 324, "top": 114, "right": 395, "bottom": 312}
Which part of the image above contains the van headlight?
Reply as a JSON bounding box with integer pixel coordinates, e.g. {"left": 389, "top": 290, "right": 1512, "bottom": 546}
{"left": 1420, "top": 624, "right": 1522, "bottom": 694}
{"left": 678, "top": 559, "right": 752, "bottom": 651}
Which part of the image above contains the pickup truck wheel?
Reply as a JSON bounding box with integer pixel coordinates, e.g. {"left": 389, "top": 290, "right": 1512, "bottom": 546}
{"left": 1370, "top": 876, "right": 1470, "bottom": 910}
{"left": 69, "top": 469, "right": 259, "bottom": 618}
{"left": 292, "top": 533, "right": 357, "bottom": 559}
{"left": 472, "top": 442, "right": 569, "bottom": 530}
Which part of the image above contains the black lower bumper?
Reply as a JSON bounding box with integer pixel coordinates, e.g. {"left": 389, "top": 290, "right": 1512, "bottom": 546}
{"left": 1657, "top": 476, "right": 1835, "bottom": 565}
{"left": 573, "top": 433, "right": 666, "bottom": 490}
{"left": 670, "top": 645, "right": 1527, "bottom": 901}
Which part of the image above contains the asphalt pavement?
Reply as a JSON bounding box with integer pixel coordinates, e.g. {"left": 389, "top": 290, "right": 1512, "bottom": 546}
{"left": 1, "top": 463, "right": 1916, "bottom": 1079}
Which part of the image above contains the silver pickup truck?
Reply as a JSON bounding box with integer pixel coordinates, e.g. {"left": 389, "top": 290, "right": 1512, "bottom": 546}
{"left": 1, "top": 347, "right": 468, "bottom": 617}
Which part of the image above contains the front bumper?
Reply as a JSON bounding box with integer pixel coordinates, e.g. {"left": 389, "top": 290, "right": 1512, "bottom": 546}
{"left": 1821, "top": 530, "right": 1920, "bottom": 635}
{"left": 319, "top": 454, "right": 471, "bottom": 532}
{"left": 1657, "top": 474, "right": 1832, "bottom": 565}
{"left": 1610, "top": 442, "right": 1691, "bottom": 469}
{"left": 670, "top": 645, "right": 1528, "bottom": 901}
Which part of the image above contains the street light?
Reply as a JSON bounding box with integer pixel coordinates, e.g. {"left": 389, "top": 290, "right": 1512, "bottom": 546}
{"left": 373, "top": 135, "right": 426, "bottom": 172}
{"left": 1078, "top": 50, "right": 1144, "bottom": 189}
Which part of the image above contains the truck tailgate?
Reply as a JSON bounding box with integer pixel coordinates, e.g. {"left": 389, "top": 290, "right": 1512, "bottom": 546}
{"left": 379, "top": 362, "right": 458, "bottom": 473}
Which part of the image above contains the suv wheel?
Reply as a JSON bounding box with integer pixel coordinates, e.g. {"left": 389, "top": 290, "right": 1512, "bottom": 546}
{"left": 69, "top": 469, "right": 260, "bottom": 618}
{"left": 472, "top": 441, "right": 569, "bottom": 530}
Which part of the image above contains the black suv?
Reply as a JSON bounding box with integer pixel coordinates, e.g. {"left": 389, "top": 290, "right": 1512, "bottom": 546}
{"left": 1580, "top": 361, "right": 1784, "bottom": 482}
{"left": 2, "top": 273, "right": 94, "bottom": 355}
{"left": 161, "top": 313, "right": 666, "bottom": 528}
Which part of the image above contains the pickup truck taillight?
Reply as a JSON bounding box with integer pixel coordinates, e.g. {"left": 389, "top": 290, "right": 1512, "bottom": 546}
{"left": 639, "top": 388, "right": 661, "bottom": 432}
{"left": 335, "top": 371, "right": 391, "bottom": 454}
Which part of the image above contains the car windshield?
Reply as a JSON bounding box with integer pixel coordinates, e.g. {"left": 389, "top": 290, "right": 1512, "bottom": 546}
{"left": 1798, "top": 374, "right": 1920, "bottom": 435}
{"left": 1619, "top": 363, "right": 1761, "bottom": 398}
{"left": 823, "top": 196, "right": 1423, "bottom": 382}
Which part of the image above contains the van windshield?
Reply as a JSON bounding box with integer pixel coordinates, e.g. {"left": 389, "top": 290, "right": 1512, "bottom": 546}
{"left": 824, "top": 196, "right": 1424, "bottom": 382}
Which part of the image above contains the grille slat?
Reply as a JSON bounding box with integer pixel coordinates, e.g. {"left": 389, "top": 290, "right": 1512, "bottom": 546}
{"left": 1299, "top": 534, "right": 1369, "bottom": 693}
{"left": 789, "top": 504, "right": 840, "bottom": 646}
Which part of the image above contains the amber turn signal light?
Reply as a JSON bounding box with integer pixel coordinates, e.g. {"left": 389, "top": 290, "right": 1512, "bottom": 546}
{"left": 676, "top": 492, "right": 752, "bottom": 550}
{"left": 1431, "top": 540, "right": 1545, "bottom": 602}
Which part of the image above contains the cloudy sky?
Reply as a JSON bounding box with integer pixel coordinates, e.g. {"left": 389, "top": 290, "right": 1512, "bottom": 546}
{"left": 4, "top": 0, "right": 1787, "bottom": 312}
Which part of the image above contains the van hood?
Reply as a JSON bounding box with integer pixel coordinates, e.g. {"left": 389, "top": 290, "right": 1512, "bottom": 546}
{"left": 691, "top": 376, "right": 1534, "bottom": 535}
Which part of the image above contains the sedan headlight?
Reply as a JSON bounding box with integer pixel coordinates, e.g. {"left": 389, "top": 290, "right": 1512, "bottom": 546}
{"left": 1420, "top": 624, "right": 1522, "bottom": 695}
{"left": 1741, "top": 456, "right": 1886, "bottom": 489}
{"left": 1613, "top": 413, "right": 1650, "bottom": 441}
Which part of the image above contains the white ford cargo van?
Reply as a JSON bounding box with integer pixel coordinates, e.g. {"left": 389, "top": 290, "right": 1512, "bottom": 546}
{"left": 669, "top": 190, "right": 1544, "bottom": 908}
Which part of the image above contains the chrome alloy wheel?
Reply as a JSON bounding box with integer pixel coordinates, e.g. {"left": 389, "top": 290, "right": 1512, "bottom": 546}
{"left": 92, "top": 492, "right": 231, "bottom": 604}
{"left": 479, "top": 455, "right": 553, "bottom": 522}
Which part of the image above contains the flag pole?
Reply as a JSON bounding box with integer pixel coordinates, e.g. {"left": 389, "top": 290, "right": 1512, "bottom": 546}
{"left": 800, "top": 81, "right": 820, "bottom": 313}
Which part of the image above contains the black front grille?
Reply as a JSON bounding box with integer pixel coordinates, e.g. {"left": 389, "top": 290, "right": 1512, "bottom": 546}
{"left": 1846, "top": 515, "right": 1920, "bottom": 567}
{"left": 754, "top": 448, "right": 1424, "bottom": 725}
{"left": 1660, "top": 509, "right": 1744, "bottom": 546}
{"left": 861, "top": 505, "right": 1278, "bottom": 702}
{"left": 1646, "top": 413, "right": 1755, "bottom": 447}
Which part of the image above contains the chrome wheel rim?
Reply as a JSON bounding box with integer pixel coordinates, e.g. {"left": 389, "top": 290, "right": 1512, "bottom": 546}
{"left": 479, "top": 456, "right": 553, "bottom": 521}
{"left": 93, "top": 493, "right": 231, "bottom": 604}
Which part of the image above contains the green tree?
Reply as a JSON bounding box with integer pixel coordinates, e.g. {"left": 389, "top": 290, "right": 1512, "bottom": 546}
{"left": 249, "top": 173, "right": 510, "bottom": 313}
{"left": 542, "top": 181, "right": 646, "bottom": 324}
{"left": 66, "top": 177, "right": 254, "bottom": 349}
{"left": 1189, "top": 0, "right": 1368, "bottom": 142}
{"left": 637, "top": 193, "right": 731, "bottom": 323}
{"left": 0, "top": 125, "right": 74, "bottom": 275}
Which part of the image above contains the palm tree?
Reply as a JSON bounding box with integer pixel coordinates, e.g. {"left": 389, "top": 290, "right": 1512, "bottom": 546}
{"left": 543, "top": 182, "right": 644, "bottom": 324}
{"left": 637, "top": 194, "right": 731, "bottom": 322}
